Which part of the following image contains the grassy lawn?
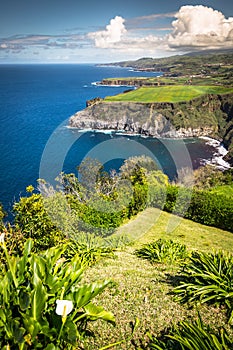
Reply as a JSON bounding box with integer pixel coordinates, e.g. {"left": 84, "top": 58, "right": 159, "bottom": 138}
{"left": 105, "top": 85, "right": 233, "bottom": 103}
{"left": 82, "top": 209, "right": 233, "bottom": 349}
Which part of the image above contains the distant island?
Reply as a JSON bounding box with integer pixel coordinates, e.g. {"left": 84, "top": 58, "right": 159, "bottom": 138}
{"left": 69, "top": 50, "right": 233, "bottom": 165}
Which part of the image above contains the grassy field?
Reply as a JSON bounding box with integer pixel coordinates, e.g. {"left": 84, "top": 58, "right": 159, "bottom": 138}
{"left": 82, "top": 208, "right": 233, "bottom": 349}
{"left": 105, "top": 85, "right": 233, "bottom": 103}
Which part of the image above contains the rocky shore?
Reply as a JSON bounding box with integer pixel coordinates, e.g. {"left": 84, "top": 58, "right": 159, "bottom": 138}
{"left": 69, "top": 93, "right": 233, "bottom": 165}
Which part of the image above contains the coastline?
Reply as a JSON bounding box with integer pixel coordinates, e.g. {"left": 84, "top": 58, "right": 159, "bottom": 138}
{"left": 66, "top": 124, "right": 232, "bottom": 170}
{"left": 199, "top": 136, "right": 231, "bottom": 169}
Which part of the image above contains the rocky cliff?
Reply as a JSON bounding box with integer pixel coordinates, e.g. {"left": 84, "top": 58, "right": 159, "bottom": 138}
{"left": 98, "top": 78, "right": 164, "bottom": 87}
{"left": 69, "top": 93, "right": 233, "bottom": 164}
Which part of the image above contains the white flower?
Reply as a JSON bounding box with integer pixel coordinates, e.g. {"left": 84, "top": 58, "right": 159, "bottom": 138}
{"left": 0, "top": 233, "right": 5, "bottom": 244}
{"left": 55, "top": 300, "right": 73, "bottom": 317}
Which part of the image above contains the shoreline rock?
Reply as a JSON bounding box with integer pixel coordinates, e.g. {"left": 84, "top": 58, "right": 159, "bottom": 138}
{"left": 69, "top": 93, "right": 233, "bottom": 164}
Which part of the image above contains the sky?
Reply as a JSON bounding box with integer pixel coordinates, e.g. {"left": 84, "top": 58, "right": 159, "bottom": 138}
{"left": 0, "top": 0, "right": 233, "bottom": 63}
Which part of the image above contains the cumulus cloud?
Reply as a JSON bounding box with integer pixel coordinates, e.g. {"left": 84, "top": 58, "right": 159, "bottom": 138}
{"left": 167, "top": 5, "right": 233, "bottom": 49}
{"left": 88, "top": 16, "right": 126, "bottom": 48}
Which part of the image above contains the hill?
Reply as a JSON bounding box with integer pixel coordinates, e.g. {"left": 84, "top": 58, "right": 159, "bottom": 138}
{"left": 83, "top": 208, "right": 233, "bottom": 349}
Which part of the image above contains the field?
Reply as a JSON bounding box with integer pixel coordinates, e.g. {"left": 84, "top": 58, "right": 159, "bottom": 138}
{"left": 82, "top": 208, "right": 233, "bottom": 349}
{"left": 105, "top": 85, "right": 233, "bottom": 103}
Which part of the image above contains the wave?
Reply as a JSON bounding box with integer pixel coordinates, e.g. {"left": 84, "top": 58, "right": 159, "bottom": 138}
{"left": 91, "top": 81, "right": 136, "bottom": 88}
{"left": 199, "top": 136, "right": 231, "bottom": 169}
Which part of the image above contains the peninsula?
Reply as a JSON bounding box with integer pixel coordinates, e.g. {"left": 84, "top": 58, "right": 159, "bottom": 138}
{"left": 69, "top": 50, "right": 233, "bottom": 165}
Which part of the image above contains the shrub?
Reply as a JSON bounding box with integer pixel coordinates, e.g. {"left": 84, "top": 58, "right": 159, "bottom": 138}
{"left": 186, "top": 190, "right": 233, "bottom": 232}
{"left": 173, "top": 251, "right": 233, "bottom": 323}
{"left": 64, "top": 233, "right": 115, "bottom": 267}
{"left": 161, "top": 185, "right": 233, "bottom": 232}
{"left": 148, "top": 316, "right": 232, "bottom": 349}
{"left": 135, "top": 239, "right": 189, "bottom": 265}
{"left": 0, "top": 238, "right": 115, "bottom": 349}
{"left": 13, "top": 192, "right": 64, "bottom": 251}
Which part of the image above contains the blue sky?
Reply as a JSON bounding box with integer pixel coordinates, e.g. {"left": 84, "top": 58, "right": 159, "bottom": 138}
{"left": 0, "top": 0, "right": 232, "bottom": 63}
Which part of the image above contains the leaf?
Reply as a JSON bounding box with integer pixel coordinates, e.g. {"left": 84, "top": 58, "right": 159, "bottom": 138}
{"left": 23, "top": 317, "right": 41, "bottom": 339}
{"left": 23, "top": 238, "right": 33, "bottom": 257}
{"left": 31, "top": 279, "right": 47, "bottom": 321}
{"left": 84, "top": 303, "right": 115, "bottom": 325}
{"left": 44, "top": 344, "right": 59, "bottom": 350}
{"left": 64, "top": 319, "right": 78, "bottom": 345}
{"left": 73, "top": 280, "right": 111, "bottom": 309}
{"left": 19, "top": 289, "right": 31, "bottom": 311}
{"left": 12, "top": 319, "right": 25, "bottom": 343}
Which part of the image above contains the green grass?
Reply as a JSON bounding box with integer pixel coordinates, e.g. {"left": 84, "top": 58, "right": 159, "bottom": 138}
{"left": 116, "top": 208, "right": 233, "bottom": 253}
{"left": 105, "top": 85, "right": 233, "bottom": 103}
{"left": 81, "top": 209, "right": 233, "bottom": 349}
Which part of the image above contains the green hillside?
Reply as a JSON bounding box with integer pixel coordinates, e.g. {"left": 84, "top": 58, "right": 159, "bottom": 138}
{"left": 105, "top": 85, "right": 233, "bottom": 103}
{"left": 83, "top": 208, "right": 233, "bottom": 348}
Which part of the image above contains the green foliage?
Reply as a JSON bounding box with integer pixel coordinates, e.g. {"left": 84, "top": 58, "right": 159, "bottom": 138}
{"left": 0, "top": 226, "right": 25, "bottom": 270}
{"left": 119, "top": 155, "right": 159, "bottom": 177}
{"left": 146, "top": 170, "right": 168, "bottom": 209}
{"left": 68, "top": 197, "right": 125, "bottom": 236}
{"left": 64, "top": 233, "right": 115, "bottom": 267}
{"left": 173, "top": 251, "right": 233, "bottom": 323}
{"left": 193, "top": 165, "right": 232, "bottom": 189}
{"left": 159, "top": 184, "right": 233, "bottom": 232}
{"left": 186, "top": 190, "right": 233, "bottom": 232}
{"left": 0, "top": 203, "right": 5, "bottom": 230}
{"left": 13, "top": 192, "right": 64, "bottom": 251}
{"left": 148, "top": 316, "right": 232, "bottom": 349}
{"left": 126, "top": 165, "right": 148, "bottom": 217}
{"left": 135, "top": 239, "right": 189, "bottom": 265}
{"left": 0, "top": 239, "right": 115, "bottom": 349}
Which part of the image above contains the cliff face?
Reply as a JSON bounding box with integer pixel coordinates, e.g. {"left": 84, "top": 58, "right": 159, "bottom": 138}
{"left": 98, "top": 78, "right": 164, "bottom": 87}
{"left": 69, "top": 93, "right": 233, "bottom": 163}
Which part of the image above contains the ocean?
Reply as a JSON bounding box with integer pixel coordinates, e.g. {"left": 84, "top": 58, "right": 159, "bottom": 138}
{"left": 0, "top": 64, "right": 221, "bottom": 215}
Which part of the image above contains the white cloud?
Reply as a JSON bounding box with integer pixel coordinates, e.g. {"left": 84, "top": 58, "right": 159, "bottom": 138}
{"left": 88, "top": 6, "right": 233, "bottom": 56}
{"left": 88, "top": 16, "right": 126, "bottom": 48}
{"left": 167, "top": 5, "right": 233, "bottom": 49}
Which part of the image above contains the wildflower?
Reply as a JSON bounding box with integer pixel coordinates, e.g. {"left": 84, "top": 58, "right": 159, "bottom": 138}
{"left": 55, "top": 300, "right": 73, "bottom": 317}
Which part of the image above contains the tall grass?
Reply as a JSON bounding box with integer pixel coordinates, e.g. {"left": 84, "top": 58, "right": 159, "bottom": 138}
{"left": 148, "top": 315, "right": 232, "bottom": 349}
{"left": 135, "top": 239, "right": 189, "bottom": 264}
{"left": 173, "top": 251, "right": 233, "bottom": 323}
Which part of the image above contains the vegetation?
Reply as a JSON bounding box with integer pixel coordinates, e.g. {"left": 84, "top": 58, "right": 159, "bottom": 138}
{"left": 80, "top": 209, "right": 233, "bottom": 348}
{"left": 0, "top": 156, "right": 233, "bottom": 348}
{"left": 100, "top": 51, "right": 233, "bottom": 164}
{"left": 0, "top": 238, "right": 115, "bottom": 349}
{"left": 105, "top": 85, "right": 233, "bottom": 103}
{"left": 106, "top": 50, "right": 233, "bottom": 86}
{"left": 173, "top": 251, "right": 233, "bottom": 323}
{"left": 135, "top": 239, "right": 189, "bottom": 265}
{"left": 148, "top": 316, "right": 232, "bottom": 349}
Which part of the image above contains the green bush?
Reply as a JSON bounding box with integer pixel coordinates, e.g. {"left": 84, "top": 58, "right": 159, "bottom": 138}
{"left": 148, "top": 316, "right": 232, "bottom": 349}
{"left": 68, "top": 198, "right": 125, "bottom": 236}
{"left": 161, "top": 185, "right": 233, "bottom": 232}
{"left": 135, "top": 239, "right": 189, "bottom": 265}
{"left": 173, "top": 251, "right": 233, "bottom": 323}
{"left": 64, "top": 233, "right": 115, "bottom": 267}
{"left": 186, "top": 190, "right": 233, "bottom": 231}
{"left": 0, "top": 238, "right": 115, "bottom": 349}
{"left": 13, "top": 192, "right": 64, "bottom": 251}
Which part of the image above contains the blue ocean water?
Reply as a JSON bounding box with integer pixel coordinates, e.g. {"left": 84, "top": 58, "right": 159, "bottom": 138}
{"left": 0, "top": 64, "right": 215, "bottom": 215}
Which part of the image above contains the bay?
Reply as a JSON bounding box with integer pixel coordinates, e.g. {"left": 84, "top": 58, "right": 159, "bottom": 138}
{"left": 0, "top": 64, "right": 216, "bottom": 215}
